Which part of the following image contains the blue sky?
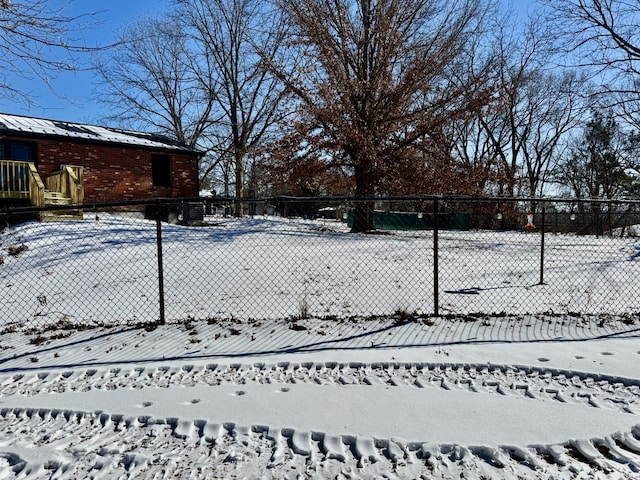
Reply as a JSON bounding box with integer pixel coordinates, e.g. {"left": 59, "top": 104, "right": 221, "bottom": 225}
{"left": 1, "top": 0, "right": 536, "bottom": 126}
{"left": 2, "top": 0, "right": 162, "bottom": 124}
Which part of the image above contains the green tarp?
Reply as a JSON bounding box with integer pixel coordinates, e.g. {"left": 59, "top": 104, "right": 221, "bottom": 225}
{"left": 347, "top": 211, "right": 470, "bottom": 231}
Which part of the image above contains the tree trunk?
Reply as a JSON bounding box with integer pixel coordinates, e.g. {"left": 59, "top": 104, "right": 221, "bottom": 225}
{"left": 352, "top": 201, "right": 375, "bottom": 232}
{"left": 351, "top": 161, "right": 375, "bottom": 232}
{"left": 233, "top": 149, "right": 243, "bottom": 217}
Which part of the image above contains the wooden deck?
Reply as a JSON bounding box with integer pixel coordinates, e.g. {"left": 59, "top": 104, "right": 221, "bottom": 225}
{"left": 0, "top": 160, "right": 31, "bottom": 199}
{"left": 0, "top": 160, "right": 84, "bottom": 220}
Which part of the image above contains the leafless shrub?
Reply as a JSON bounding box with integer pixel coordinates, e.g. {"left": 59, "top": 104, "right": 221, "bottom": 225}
{"left": 8, "top": 244, "right": 28, "bottom": 256}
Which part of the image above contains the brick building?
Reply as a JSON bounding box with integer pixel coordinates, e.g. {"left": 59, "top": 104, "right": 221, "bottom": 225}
{"left": 0, "top": 113, "right": 202, "bottom": 205}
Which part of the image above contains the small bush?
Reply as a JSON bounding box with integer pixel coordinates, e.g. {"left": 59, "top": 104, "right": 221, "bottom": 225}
{"left": 8, "top": 244, "right": 28, "bottom": 257}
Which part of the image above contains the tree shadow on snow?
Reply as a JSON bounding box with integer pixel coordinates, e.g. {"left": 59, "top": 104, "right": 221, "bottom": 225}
{"left": 2, "top": 317, "right": 640, "bottom": 374}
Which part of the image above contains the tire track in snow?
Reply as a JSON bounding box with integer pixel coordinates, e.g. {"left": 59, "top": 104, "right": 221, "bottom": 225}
{"left": 0, "top": 406, "right": 639, "bottom": 479}
{"left": 1, "top": 362, "right": 640, "bottom": 478}
{"left": 2, "top": 361, "right": 639, "bottom": 415}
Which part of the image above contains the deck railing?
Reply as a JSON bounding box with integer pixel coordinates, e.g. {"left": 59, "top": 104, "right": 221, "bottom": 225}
{"left": 28, "top": 163, "right": 45, "bottom": 207}
{"left": 0, "top": 160, "right": 32, "bottom": 200}
{"left": 45, "top": 165, "right": 84, "bottom": 204}
{"left": 1, "top": 160, "right": 84, "bottom": 208}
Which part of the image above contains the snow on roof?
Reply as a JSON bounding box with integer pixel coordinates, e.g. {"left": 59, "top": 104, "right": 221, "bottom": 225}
{"left": 0, "top": 112, "right": 201, "bottom": 154}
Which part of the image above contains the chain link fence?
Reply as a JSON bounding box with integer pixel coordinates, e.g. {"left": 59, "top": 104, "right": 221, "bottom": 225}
{"left": 1, "top": 196, "right": 640, "bottom": 331}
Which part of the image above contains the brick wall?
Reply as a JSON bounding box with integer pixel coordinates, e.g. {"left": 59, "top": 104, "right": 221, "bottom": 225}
{"left": 32, "top": 139, "right": 199, "bottom": 203}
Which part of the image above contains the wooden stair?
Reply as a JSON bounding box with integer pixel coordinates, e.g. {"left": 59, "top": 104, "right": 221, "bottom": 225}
{"left": 40, "top": 191, "right": 83, "bottom": 221}
{"left": 1, "top": 161, "right": 84, "bottom": 221}
{"left": 44, "top": 191, "right": 73, "bottom": 205}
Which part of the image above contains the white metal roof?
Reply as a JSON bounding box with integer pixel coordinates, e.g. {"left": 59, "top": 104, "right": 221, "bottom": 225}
{"left": 0, "top": 113, "right": 200, "bottom": 154}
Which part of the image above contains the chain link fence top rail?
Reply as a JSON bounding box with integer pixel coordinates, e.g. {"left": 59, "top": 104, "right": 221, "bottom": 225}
{"left": 1, "top": 197, "right": 640, "bottom": 330}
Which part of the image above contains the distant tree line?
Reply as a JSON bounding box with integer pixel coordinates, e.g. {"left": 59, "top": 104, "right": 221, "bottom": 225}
{"left": 4, "top": 0, "right": 640, "bottom": 230}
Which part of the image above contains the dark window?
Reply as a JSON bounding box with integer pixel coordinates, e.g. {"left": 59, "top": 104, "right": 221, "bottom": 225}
{"left": 152, "top": 154, "right": 171, "bottom": 188}
{"left": 0, "top": 141, "right": 35, "bottom": 189}
{"left": 1, "top": 141, "right": 36, "bottom": 162}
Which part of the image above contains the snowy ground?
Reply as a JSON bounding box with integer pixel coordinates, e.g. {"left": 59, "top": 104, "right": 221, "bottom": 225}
{"left": 0, "top": 215, "right": 639, "bottom": 479}
{"left": 2, "top": 214, "right": 640, "bottom": 329}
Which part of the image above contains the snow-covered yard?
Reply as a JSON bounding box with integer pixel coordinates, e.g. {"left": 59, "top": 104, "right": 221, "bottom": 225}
{"left": 0, "top": 215, "right": 639, "bottom": 479}
{"left": 2, "top": 214, "right": 640, "bottom": 328}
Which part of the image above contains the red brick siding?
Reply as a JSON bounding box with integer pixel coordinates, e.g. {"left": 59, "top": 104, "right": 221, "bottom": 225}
{"left": 27, "top": 138, "right": 199, "bottom": 203}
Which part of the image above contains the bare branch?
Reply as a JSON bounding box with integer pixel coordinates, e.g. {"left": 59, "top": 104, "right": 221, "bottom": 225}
{"left": 0, "top": 0, "right": 108, "bottom": 104}
{"left": 543, "top": 0, "right": 640, "bottom": 116}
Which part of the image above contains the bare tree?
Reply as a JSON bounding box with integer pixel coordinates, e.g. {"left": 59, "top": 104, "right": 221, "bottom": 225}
{"left": 555, "top": 109, "right": 640, "bottom": 200}
{"left": 448, "top": 13, "right": 513, "bottom": 197}
{"left": 178, "top": 0, "right": 288, "bottom": 216}
{"left": 96, "top": 17, "right": 220, "bottom": 191}
{"left": 545, "top": 0, "right": 640, "bottom": 74}
{"left": 96, "top": 1, "right": 287, "bottom": 204}
{"left": 518, "top": 70, "right": 587, "bottom": 199}
{"left": 1, "top": 0, "right": 100, "bottom": 104}
{"left": 455, "top": 15, "right": 587, "bottom": 201}
{"left": 543, "top": 0, "right": 640, "bottom": 119}
{"left": 97, "top": 17, "right": 215, "bottom": 148}
{"left": 265, "top": 0, "right": 495, "bottom": 231}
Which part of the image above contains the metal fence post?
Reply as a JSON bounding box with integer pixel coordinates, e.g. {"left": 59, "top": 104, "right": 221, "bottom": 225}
{"left": 155, "top": 200, "right": 166, "bottom": 325}
{"left": 539, "top": 206, "right": 546, "bottom": 285}
{"left": 433, "top": 199, "right": 439, "bottom": 316}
